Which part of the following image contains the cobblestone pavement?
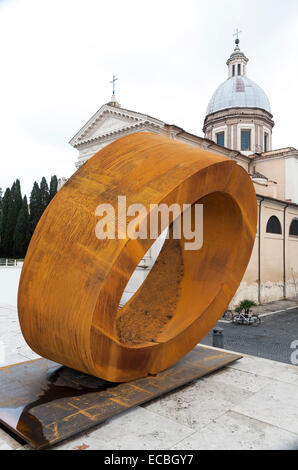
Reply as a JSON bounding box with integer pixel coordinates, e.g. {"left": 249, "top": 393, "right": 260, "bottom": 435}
{"left": 201, "top": 307, "right": 298, "bottom": 365}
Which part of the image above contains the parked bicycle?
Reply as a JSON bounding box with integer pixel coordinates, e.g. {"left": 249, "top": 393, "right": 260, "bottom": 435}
{"left": 232, "top": 310, "right": 261, "bottom": 326}
{"left": 222, "top": 300, "right": 261, "bottom": 326}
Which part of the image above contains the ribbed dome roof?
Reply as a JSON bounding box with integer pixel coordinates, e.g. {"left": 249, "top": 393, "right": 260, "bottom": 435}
{"left": 206, "top": 76, "right": 271, "bottom": 116}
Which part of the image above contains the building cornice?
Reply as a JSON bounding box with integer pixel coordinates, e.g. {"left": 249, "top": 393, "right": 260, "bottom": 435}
{"left": 74, "top": 120, "right": 164, "bottom": 149}
{"left": 251, "top": 148, "right": 298, "bottom": 162}
{"left": 256, "top": 194, "right": 298, "bottom": 209}
{"left": 203, "top": 107, "right": 275, "bottom": 133}
{"left": 172, "top": 129, "right": 251, "bottom": 163}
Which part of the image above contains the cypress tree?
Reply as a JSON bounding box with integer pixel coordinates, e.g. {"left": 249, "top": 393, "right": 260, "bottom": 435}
{"left": 49, "top": 175, "right": 58, "bottom": 201}
{"left": 3, "top": 180, "right": 23, "bottom": 257}
{"left": 40, "top": 176, "right": 50, "bottom": 209}
{"left": 29, "top": 181, "right": 43, "bottom": 235}
{"left": 0, "top": 187, "right": 3, "bottom": 215}
{"left": 0, "top": 188, "right": 11, "bottom": 257}
{"left": 13, "top": 196, "right": 30, "bottom": 258}
{"left": 14, "top": 180, "right": 23, "bottom": 214}
{"left": 4, "top": 194, "right": 13, "bottom": 257}
{"left": 0, "top": 177, "right": 57, "bottom": 257}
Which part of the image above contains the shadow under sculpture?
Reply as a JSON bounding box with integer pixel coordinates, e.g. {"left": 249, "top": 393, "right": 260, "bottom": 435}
{"left": 18, "top": 132, "right": 257, "bottom": 382}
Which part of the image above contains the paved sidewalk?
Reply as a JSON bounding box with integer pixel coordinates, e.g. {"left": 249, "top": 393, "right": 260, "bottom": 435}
{"left": 1, "top": 303, "right": 298, "bottom": 450}
{"left": 250, "top": 298, "right": 298, "bottom": 317}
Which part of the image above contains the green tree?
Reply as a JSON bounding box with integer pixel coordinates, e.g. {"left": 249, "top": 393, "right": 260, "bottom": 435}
{"left": 49, "top": 175, "right": 58, "bottom": 201}
{"left": 0, "top": 187, "right": 3, "bottom": 215}
{"left": 0, "top": 188, "right": 11, "bottom": 257}
{"left": 9, "top": 180, "right": 22, "bottom": 214}
{"left": 0, "top": 176, "right": 58, "bottom": 258}
{"left": 13, "top": 196, "right": 30, "bottom": 258}
{"left": 40, "top": 176, "right": 50, "bottom": 209}
{"left": 235, "top": 300, "right": 257, "bottom": 315}
{"left": 29, "top": 181, "right": 43, "bottom": 235}
{"left": 2, "top": 180, "right": 23, "bottom": 257}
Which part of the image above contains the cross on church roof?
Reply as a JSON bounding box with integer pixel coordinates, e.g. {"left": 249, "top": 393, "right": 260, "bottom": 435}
{"left": 110, "top": 75, "right": 118, "bottom": 97}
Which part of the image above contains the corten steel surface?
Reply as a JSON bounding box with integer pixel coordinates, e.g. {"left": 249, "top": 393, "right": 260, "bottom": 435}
{"left": 0, "top": 346, "right": 241, "bottom": 449}
{"left": 18, "top": 132, "right": 257, "bottom": 382}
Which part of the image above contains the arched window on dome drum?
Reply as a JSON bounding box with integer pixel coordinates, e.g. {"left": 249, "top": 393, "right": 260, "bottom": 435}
{"left": 232, "top": 65, "right": 235, "bottom": 77}
{"left": 266, "top": 216, "right": 282, "bottom": 235}
{"left": 289, "top": 219, "right": 298, "bottom": 237}
{"left": 238, "top": 64, "right": 241, "bottom": 76}
{"left": 216, "top": 132, "right": 225, "bottom": 147}
{"left": 241, "top": 130, "right": 251, "bottom": 151}
{"left": 264, "top": 133, "right": 269, "bottom": 152}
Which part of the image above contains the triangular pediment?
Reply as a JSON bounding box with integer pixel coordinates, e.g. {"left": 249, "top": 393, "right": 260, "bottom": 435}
{"left": 82, "top": 113, "right": 141, "bottom": 141}
{"left": 69, "top": 104, "right": 165, "bottom": 147}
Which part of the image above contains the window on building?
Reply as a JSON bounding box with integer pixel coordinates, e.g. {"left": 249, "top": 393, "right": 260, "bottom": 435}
{"left": 232, "top": 65, "right": 235, "bottom": 77}
{"left": 266, "top": 216, "right": 282, "bottom": 235}
{"left": 238, "top": 64, "right": 241, "bottom": 76}
{"left": 264, "top": 132, "right": 269, "bottom": 152}
{"left": 290, "top": 219, "right": 298, "bottom": 237}
{"left": 216, "top": 132, "right": 225, "bottom": 147}
{"left": 241, "top": 129, "right": 251, "bottom": 151}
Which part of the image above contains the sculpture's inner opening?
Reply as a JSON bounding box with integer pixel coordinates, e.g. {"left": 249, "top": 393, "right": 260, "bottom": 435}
{"left": 118, "top": 229, "right": 168, "bottom": 309}
{"left": 116, "top": 191, "right": 242, "bottom": 347}
{"left": 116, "top": 236, "right": 183, "bottom": 345}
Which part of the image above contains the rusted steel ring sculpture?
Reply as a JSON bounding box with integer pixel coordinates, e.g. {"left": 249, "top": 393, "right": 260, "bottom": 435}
{"left": 18, "top": 133, "right": 257, "bottom": 382}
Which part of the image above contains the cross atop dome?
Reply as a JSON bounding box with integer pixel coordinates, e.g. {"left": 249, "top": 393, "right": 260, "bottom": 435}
{"left": 227, "top": 31, "right": 248, "bottom": 78}
{"left": 233, "top": 28, "right": 242, "bottom": 50}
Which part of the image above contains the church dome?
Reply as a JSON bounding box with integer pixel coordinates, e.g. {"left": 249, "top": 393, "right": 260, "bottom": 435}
{"left": 203, "top": 36, "right": 274, "bottom": 154}
{"left": 206, "top": 75, "right": 271, "bottom": 116}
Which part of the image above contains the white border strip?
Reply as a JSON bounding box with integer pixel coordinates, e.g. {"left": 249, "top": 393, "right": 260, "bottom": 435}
{"left": 259, "top": 306, "right": 298, "bottom": 318}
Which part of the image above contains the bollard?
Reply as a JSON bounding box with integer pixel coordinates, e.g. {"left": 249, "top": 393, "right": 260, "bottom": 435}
{"left": 213, "top": 327, "right": 224, "bottom": 349}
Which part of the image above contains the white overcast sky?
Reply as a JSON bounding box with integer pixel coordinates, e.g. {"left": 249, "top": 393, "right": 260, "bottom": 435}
{"left": 1, "top": 0, "right": 298, "bottom": 197}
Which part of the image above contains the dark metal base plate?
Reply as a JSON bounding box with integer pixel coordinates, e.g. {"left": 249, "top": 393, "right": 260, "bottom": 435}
{"left": 0, "top": 346, "right": 241, "bottom": 449}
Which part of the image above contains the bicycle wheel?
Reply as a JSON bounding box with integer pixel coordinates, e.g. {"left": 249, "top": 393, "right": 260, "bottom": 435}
{"left": 224, "top": 310, "right": 233, "bottom": 321}
{"left": 251, "top": 316, "right": 261, "bottom": 327}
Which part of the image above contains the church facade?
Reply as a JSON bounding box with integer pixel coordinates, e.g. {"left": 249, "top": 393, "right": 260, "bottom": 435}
{"left": 69, "top": 39, "right": 298, "bottom": 307}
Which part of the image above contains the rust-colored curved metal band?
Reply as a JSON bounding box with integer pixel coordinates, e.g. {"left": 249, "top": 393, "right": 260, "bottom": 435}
{"left": 18, "top": 132, "right": 257, "bottom": 382}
